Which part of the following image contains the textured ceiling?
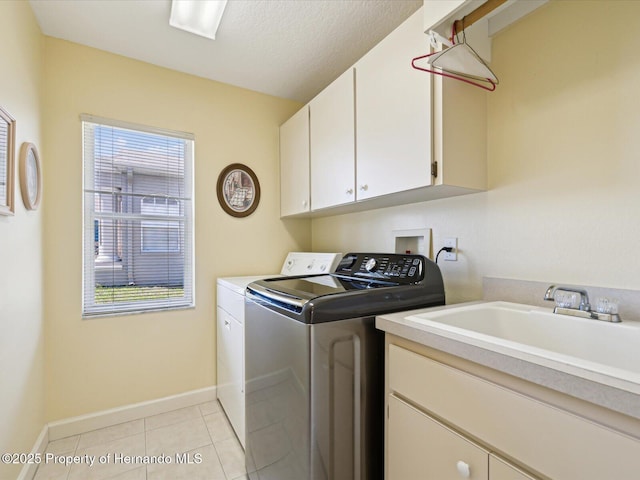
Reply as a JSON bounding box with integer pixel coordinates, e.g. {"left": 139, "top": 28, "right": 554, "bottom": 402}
{"left": 29, "top": 0, "right": 423, "bottom": 103}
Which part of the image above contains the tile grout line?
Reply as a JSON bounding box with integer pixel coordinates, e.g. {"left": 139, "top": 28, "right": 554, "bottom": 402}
{"left": 206, "top": 401, "right": 244, "bottom": 480}
{"left": 201, "top": 401, "right": 230, "bottom": 478}
{"left": 143, "top": 417, "right": 148, "bottom": 480}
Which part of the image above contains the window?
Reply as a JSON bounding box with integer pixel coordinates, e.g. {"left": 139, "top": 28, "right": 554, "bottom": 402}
{"left": 82, "top": 115, "right": 194, "bottom": 317}
{"left": 140, "top": 197, "right": 181, "bottom": 253}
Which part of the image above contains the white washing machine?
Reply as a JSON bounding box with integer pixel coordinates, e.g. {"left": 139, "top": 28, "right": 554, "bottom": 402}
{"left": 216, "top": 252, "right": 341, "bottom": 447}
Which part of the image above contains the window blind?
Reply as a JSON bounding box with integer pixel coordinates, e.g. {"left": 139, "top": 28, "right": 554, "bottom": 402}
{"left": 82, "top": 115, "right": 194, "bottom": 317}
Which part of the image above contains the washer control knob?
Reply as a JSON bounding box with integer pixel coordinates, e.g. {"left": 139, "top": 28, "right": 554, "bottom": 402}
{"left": 364, "top": 258, "right": 378, "bottom": 272}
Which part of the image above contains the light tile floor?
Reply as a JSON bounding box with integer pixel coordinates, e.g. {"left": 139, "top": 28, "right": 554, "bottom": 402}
{"left": 34, "top": 401, "right": 246, "bottom": 480}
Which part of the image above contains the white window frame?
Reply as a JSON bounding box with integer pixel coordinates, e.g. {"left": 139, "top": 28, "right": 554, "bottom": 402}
{"left": 81, "top": 114, "right": 195, "bottom": 317}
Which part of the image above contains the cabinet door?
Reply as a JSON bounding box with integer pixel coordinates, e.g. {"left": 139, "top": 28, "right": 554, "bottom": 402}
{"left": 388, "top": 395, "right": 488, "bottom": 480}
{"left": 280, "top": 106, "right": 310, "bottom": 217}
{"left": 216, "top": 307, "right": 234, "bottom": 402}
{"left": 355, "top": 9, "right": 432, "bottom": 201}
{"left": 490, "top": 455, "right": 538, "bottom": 480}
{"left": 216, "top": 307, "right": 245, "bottom": 446}
{"left": 310, "top": 69, "right": 355, "bottom": 210}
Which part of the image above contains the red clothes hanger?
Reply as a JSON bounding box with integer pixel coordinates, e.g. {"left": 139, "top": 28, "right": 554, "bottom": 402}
{"left": 412, "top": 13, "right": 499, "bottom": 91}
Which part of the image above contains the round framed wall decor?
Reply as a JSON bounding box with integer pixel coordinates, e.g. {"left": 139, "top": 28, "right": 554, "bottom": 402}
{"left": 216, "top": 163, "right": 261, "bottom": 217}
{"left": 19, "top": 142, "right": 42, "bottom": 210}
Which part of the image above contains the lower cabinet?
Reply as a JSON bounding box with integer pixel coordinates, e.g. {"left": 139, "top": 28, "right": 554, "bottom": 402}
{"left": 389, "top": 395, "right": 532, "bottom": 480}
{"left": 386, "top": 341, "right": 640, "bottom": 480}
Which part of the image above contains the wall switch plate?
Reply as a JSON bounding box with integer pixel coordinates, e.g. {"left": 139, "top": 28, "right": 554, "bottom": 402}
{"left": 443, "top": 237, "right": 458, "bottom": 261}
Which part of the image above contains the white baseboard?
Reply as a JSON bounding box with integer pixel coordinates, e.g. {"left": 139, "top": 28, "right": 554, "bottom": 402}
{"left": 16, "top": 425, "right": 48, "bottom": 480}
{"left": 17, "top": 387, "right": 217, "bottom": 479}
{"left": 48, "top": 386, "right": 217, "bottom": 441}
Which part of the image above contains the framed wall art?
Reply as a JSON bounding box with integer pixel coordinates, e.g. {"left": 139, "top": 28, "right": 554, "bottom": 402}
{"left": 216, "top": 163, "right": 261, "bottom": 217}
{"left": 19, "top": 142, "right": 42, "bottom": 210}
{"left": 0, "top": 106, "right": 15, "bottom": 216}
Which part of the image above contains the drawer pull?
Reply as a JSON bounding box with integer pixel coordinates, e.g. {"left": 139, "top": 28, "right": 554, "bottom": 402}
{"left": 456, "top": 460, "right": 471, "bottom": 478}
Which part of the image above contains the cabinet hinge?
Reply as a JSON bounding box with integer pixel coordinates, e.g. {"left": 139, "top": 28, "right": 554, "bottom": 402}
{"left": 431, "top": 161, "right": 438, "bottom": 178}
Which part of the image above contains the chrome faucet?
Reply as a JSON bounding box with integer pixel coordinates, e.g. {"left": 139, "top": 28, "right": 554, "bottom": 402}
{"left": 543, "top": 285, "right": 591, "bottom": 311}
{"left": 543, "top": 285, "right": 621, "bottom": 323}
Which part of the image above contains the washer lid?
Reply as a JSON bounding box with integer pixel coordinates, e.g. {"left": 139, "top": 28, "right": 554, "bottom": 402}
{"left": 253, "top": 273, "right": 398, "bottom": 302}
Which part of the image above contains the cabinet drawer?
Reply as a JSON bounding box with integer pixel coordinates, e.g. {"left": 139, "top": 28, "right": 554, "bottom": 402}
{"left": 389, "top": 395, "right": 488, "bottom": 480}
{"left": 389, "top": 344, "right": 640, "bottom": 480}
{"left": 217, "top": 283, "right": 244, "bottom": 321}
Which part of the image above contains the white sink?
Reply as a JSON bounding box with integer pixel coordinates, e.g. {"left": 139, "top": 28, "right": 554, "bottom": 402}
{"left": 405, "top": 301, "right": 640, "bottom": 387}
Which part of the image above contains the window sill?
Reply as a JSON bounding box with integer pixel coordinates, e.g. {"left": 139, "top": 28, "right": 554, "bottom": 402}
{"left": 82, "top": 302, "right": 195, "bottom": 319}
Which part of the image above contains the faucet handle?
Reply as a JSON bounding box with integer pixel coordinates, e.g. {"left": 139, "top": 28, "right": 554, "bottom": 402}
{"left": 555, "top": 292, "right": 578, "bottom": 309}
{"left": 543, "top": 285, "right": 591, "bottom": 311}
{"left": 595, "top": 297, "right": 618, "bottom": 314}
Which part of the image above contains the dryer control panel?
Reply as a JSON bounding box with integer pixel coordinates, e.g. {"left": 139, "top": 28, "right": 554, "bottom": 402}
{"left": 280, "top": 252, "right": 342, "bottom": 275}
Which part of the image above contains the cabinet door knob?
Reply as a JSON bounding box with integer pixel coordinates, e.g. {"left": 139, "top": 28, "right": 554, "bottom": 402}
{"left": 359, "top": 184, "right": 368, "bottom": 191}
{"left": 302, "top": 199, "right": 308, "bottom": 207}
{"left": 346, "top": 188, "right": 354, "bottom": 195}
{"left": 456, "top": 460, "right": 471, "bottom": 478}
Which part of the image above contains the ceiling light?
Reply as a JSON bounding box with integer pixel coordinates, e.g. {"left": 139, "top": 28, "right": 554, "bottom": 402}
{"left": 169, "top": 0, "right": 228, "bottom": 40}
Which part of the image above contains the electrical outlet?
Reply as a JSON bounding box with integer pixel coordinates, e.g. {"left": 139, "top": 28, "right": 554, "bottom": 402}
{"left": 443, "top": 237, "right": 458, "bottom": 261}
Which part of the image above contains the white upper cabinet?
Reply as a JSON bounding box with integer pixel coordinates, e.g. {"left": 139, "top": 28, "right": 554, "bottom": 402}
{"left": 309, "top": 69, "right": 355, "bottom": 210}
{"left": 355, "top": 8, "right": 432, "bottom": 201}
{"left": 278, "top": 5, "right": 489, "bottom": 218}
{"left": 431, "top": 47, "right": 487, "bottom": 194}
{"left": 280, "top": 106, "right": 310, "bottom": 217}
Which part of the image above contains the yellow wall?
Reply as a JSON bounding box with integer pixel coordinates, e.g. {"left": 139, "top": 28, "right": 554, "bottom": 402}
{"left": 0, "top": 2, "right": 44, "bottom": 478}
{"left": 42, "top": 38, "right": 309, "bottom": 420}
{"left": 8, "top": 0, "right": 640, "bottom": 460}
{"left": 312, "top": 1, "right": 640, "bottom": 301}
